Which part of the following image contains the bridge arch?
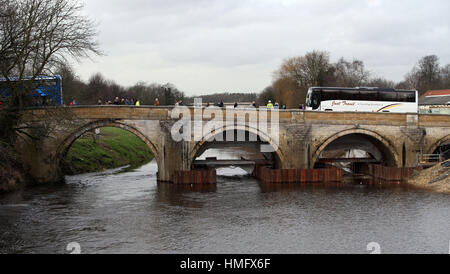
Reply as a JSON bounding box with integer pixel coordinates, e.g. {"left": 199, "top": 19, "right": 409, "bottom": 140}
{"left": 311, "top": 128, "right": 400, "bottom": 167}
{"left": 56, "top": 119, "right": 160, "bottom": 170}
{"left": 427, "top": 134, "right": 450, "bottom": 155}
{"left": 189, "top": 124, "right": 285, "bottom": 169}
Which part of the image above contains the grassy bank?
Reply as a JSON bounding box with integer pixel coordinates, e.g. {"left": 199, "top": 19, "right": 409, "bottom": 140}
{"left": 62, "top": 127, "right": 154, "bottom": 175}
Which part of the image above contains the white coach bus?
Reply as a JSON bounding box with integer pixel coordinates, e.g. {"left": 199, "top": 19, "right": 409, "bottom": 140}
{"left": 305, "top": 87, "right": 418, "bottom": 113}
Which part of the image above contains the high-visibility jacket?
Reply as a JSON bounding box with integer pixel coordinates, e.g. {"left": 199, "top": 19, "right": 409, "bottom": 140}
{"left": 135, "top": 101, "right": 140, "bottom": 106}
{"left": 267, "top": 103, "right": 273, "bottom": 109}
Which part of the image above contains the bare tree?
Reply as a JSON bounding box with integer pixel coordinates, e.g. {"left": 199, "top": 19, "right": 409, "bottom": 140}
{"left": 332, "top": 58, "right": 370, "bottom": 87}
{"left": 403, "top": 55, "right": 442, "bottom": 95}
{"left": 400, "top": 68, "right": 420, "bottom": 90}
{"left": 85, "top": 73, "right": 113, "bottom": 104}
{"left": 270, "top": 51, "right": 331, "bottom": 107}
{"left": 366, "top": 77, "right": 396, "bottom": 89}
{"left": 258, "top": 85, "right": 276, "bottom": 106}
{"left": 0, "top": 0, "right": 100, "bottom": 143}
{"left": 55, "top": 63, "right": 86, "bottom": 104}
{"left": 275, "top": 50, "right": 331, "bottom": 88}
{"left": 1, "top": 0, "right": 100, "bottom": 97}
{"left": 440, "top": 64, "right": 450, "bottom": 89}
{"left": 272, "top": 77, "right": 304, "bottom": 108}
{"left": 418, "top": 55, "right": 441, "bottom": 87}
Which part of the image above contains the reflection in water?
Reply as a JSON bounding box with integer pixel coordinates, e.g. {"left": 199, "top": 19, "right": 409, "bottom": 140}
{"left": 1, "top": 151, "right": 450, "bottom": 254}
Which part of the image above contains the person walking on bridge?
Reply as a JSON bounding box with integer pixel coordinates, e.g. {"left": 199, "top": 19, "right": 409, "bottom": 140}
{"left": 266, "top": 100, "right": 273, "bottom": 109}
{"left": 154, "top": 98, "right": 160, "bottom": 106}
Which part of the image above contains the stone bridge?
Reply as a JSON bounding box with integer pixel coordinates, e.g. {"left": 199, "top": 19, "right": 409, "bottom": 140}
{"left": 16, "top": 106, "right": 450, "bottom": 184}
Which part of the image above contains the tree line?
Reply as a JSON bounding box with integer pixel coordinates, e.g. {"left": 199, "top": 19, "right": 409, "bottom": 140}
{"left": 58, "top": 65, "right": 185, "bottom": 106}
{"left": 59, "top": 64, "right": 259, "bottom": 106}
{"left": 259, "top": 51, "right": 450, "bottom": 108}
{"left": 59, "top": 51, "right": 450, "bottom": 109}
{"left": 183, "top": 92, "right": 258, "bottom": 105}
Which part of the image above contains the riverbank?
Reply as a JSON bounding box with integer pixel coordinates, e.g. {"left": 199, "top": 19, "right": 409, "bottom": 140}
{"left": 0, "top": 159, "right": 29, "bottom": 193}
{"left": 0, "top": 144, "right": 32, "bottom": 193}
{"left": 407, "top": 160, "right": 450, "bottom": 194}
{"left": 62, "top": 127, "right": 154, "bottom": 175}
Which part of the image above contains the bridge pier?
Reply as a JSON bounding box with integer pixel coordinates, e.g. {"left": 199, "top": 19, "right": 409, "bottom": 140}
{"left": 16, "top": 137, "right": 63, "bottom": 184}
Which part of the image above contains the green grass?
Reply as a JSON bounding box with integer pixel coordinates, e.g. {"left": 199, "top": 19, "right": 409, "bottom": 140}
{"left": 62, "top": 127, "right": 154, "bottom": 175}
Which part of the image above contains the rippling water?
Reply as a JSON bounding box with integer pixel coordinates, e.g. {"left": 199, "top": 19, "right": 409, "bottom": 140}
{"left": 1, "top": 155, "right": 450, "bottom": 254}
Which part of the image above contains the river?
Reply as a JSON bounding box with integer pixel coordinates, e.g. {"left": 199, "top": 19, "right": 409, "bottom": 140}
{"left": 1, "top": 149, "right": 450, "bottom": 254}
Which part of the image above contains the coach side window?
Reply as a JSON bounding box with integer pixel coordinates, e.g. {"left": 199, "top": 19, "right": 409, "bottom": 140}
{"left": 359, "top": 90, "right": 378, "bottom": 101}
{"left": 379, "top": 91, "right": 397, "bottom": 102}
{"left": 341, "top": 90, "right": 355, "bottom": 100}
{"left": 397, "top": 91, "right": 415, "bottom": 102}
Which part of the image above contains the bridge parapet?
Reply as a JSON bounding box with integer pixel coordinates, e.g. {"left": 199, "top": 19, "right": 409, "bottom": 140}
{"left": 21, "top": 106, "right": 450, "bottom": 126}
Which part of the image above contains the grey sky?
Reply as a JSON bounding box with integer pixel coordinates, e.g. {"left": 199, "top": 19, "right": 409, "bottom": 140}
{"left": 73, "top": 0, "right": 450, "bottom": 95}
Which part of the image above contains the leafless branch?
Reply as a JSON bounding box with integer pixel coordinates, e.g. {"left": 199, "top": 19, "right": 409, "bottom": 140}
{"left": 0, "top": 0, "right": 101, "bottom": 144}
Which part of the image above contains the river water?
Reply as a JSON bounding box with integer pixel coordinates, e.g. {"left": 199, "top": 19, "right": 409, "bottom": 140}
{"left": 1, "top": 149, "right": 450, "bottom": 254}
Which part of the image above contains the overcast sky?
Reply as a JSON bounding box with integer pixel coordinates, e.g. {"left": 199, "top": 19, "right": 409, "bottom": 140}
{"left": 73, "top": 0, "right": 450, "bottom": 96}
